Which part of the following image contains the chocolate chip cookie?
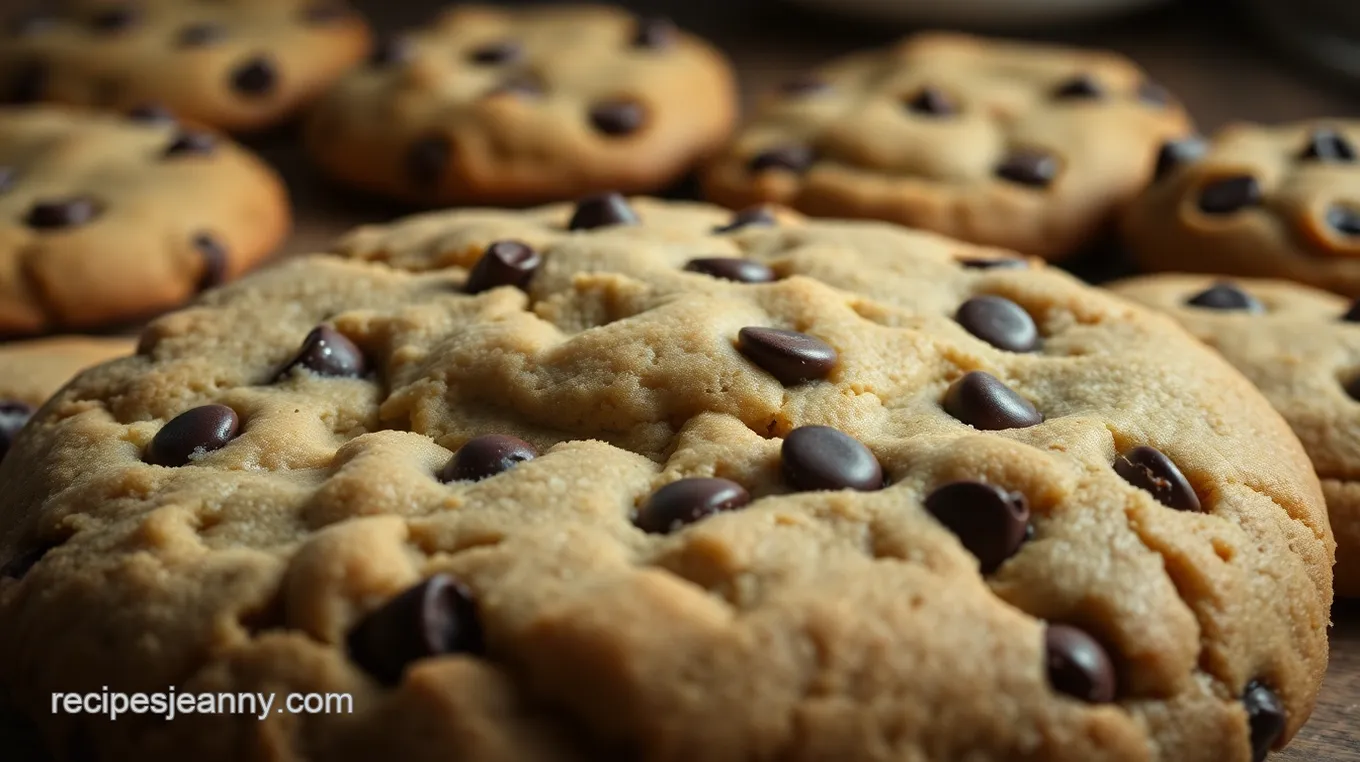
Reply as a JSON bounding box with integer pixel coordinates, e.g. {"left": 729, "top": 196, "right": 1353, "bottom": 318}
{"left": 303, "top": 5, "right": 737, "bottom": 206}
{"left": 702, "top": 32, "right": 1193, "bottom": 261}
{"left": 0, "top": 197, "right": 1331, "bottom": 762}
{"left": 1122, "top": 121, "right": 1360, "bottom": 295}
{"left": 0, "top": 105, "right": 290, "bottom": 335}
{"left": 1, "top": 0, "right": 370, "bottom": 133}
{"left": 0, "top": 334, "right": 132, "bottom": 462}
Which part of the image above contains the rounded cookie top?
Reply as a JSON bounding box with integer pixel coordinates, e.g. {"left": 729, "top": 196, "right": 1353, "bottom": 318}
{"left": 0, "top": 105, "right": 290, "bottom": 335}
{"left": 702, "top": 32, "right": 1193, "bottom": 261}
{"left": 303, "top": 5, "right": 737, "bottom": 206}
{"left": 1122, "top": 121, "right": 1360, "bottom": 295}
{"left": 0, "top": 198, "right": 1330, "bottom": 762}
{"left": 0, "top": 0, "right": 371, "bottom": 133}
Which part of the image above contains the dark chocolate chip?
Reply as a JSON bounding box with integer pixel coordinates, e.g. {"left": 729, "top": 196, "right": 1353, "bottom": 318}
{"left": 4, "top": 60, "right": 47, "bottom": 104}
{"left": 1137, "top": 80, "right": 1171, "bottom": 106}
{"left": 465, "top": 240, "right": 541, "bottom": 294}
{"left": 163, "top": 131, "right": 216, "bottom": 157}
{"left": 943, "top": 371, "right": 1043, "bottom": 430}
{"left": 684, "top": 257, "right": 775, "bottom": 284}
{"left": 780, "top": 74, "right": 830, "bottom": 96}
{"left": 590, "top": 100, "right": 645, "bottom": 137}
{"left": 302, "top": 2, "right": 350, "bottom": 23}
{"left": 1327, "top": 205, "right": 1360, "bottom": 237}
{"left": 995, "top": 149, "right": 1059, "bottom": 188}
{"left": 176, "top": 22, "right": 225, "bottom": 47}
{"left": 781, "top": 425, "right": 883, "bottom": 493}
{"left": 737, "top": 327, "right": 837, "bottom": 386}
{"left": 713, "top": 206, "right": 777, "bottom": 234}
{"left": 127, "top": 103, "right": 175, "bottom": 123}
{"left": 406, "top": 135, "right": 450, "bottom": 189}
{"left": 346, "top": 575, "right": 483, "bottom": 685}
{"left": 634, "top": 478, "right": 751, "bottom": 534}
{"left": 1301, "top": 127, "right": 1356, "bottom": 162}
{"left": 631, "top": 17, "right": 675, "bottom": 49}
{"left": 89, "top": 7, "right": 138, "bottom": 33}
{"left": 144, "top": 404, "right": 240, "bottom": 467}
{"left": 230, "top": 56, "right": 277, "bottom": 97}
{"left": 1197, "top": 175, "right": 1262, "bottom": 215}
{"left": 0, "top": 400, "right": 36, "bottom": 462}
{"left": 957, "top": 257, "right": 1028, "bottom": 270}
{"left": 749, "top": 145, "right": 815, "bottom": 174}
{"left": 1185, "top": 282, "right": 1263, "bottom": 313}
{"left": 1243, "top": 681, "right": 1286, "bottom": 762}
{"left": 24, "top": 197, "right": 103, "bottom": 229}
{"left": 905, "top": 86, "right": 956, "bottom": 116}
{"left": 276, "top": 327, "right": 367, "bottom": 380}
{"left": 1045, "top": 624, "right": 1117, "bottom": 703}
{"left": 441, "top": 434, "right": 538, "bottom": 483}
{"left": 1114, "top": 446, "right": 1200, "bottom": 511}
{"left": 924, "top": 481, "right": 1030, "bottom": 573}
{"left": 468, "top": 41, "right": 520, "bottom": 65}
{"left": 192, "top": 231, "right": 228, "bottom": 290}
{"left": 370, "top": 36, "right": 413, "bottom": 67}
{"left": 568, "top": 192, "right": 639, "bottom": 230}
{"left": 955, "top": 296, "right": 1039, "bottom": 352}
{"left": 1052, "top": 73, "right": 1103, "bottom": 100}
{"left": 1152, "top": 136, "right": 1208, "bottom": 181}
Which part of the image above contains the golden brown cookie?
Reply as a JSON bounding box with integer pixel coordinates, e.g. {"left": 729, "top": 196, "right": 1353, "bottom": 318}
{"left": 1121, "top": 121, "right": 1360, "bottom": 295}
{"left": 0, "top": 334, "right": 133, "bottom": 462}
{"left": 0, "top": 0, "right": 371, "bottom": 133}
{"left": 303, "top": 5, "right": 738, "bottom": 206}
{"left": 702, "top": 32, "right": 1193, "bottom": 261}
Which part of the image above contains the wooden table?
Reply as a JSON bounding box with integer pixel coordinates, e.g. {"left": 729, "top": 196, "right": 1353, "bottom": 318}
{"left": 251, "top": 0, "right": 1360, "bottom": 757}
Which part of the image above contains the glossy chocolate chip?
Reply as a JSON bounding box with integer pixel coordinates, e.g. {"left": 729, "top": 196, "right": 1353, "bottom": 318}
{"left": 781, "top": 425, "right": 883, "bottom": 493}
{"left": 634, "top": 478, "right": 751, "bottom": 534}
{"left": 1045, "top": 625, "right": 1117, "bottom": 703}
{"left": 925, "top": 481, "right": 1029, "bottom": 573}
{"left": 1114, "top": 446, "right": 1200, "bottom": 511}
{"left": 127, "top": 103, "right": 175, "bottom": 123}
{"left": 468, "top": 41, "right": 520, "bottom": 64}
{"left": 780, "top": 74, "right": 830, "bottom": 95}
{"left": 163, "top": 131, "right": 216, "bottom": 157}
{"left": 0, "top": 400, "right": 35, "bottom": 461}
{"left": 89, "top": 7, "right": 138, "bottom": 33}
{"left": 955, "top": 296, "right": 1039, "bottom": 352}
{"left": 1197, "top": 175, "right": 1262, "bottom": 215}
{"left": 1185, "top": 282, "right": 1263, "bottom": 312}
{"left": 441, "top": 435, "right": 537, "bottom": 483}
{"left": 5, "top": 60, "right": 47, "bottom": 104}
{"left": 466, "top": 240, "right": 541, "bottom": 294}
{"left": 370, "top": 36, "right": 413, "bottom": 67}
{"left": 230, "top": 56, "right": 277, "bottom": 96}
{"left": 957, "top": 257, "right": 1028, "bottom": 270}
{"left": 346, "top": 575, "right": 483, "bottom": 685}
{"left": 943, "top": 371, "right": 1043, "bottom": 430}
{"left": 713, "top": 206, "right": 777, "bottom": 233}
{"left": 905, "top": 86, "right": 956, "bottom": 116}
{"left": 1327, "top": 205, "right": 1360, "bottom": 237}
{"left": 1301, "top": 127, "right": 1356, "bottom": 162}
{"left": 1152, "top": 136, "right": 1208, "bottom": 181}
{"left": 749, "top": 145, "right": 815, "bottom": 174}
{"left": 176, "top": 22, "right": 226, "bottom": 47}
{"left": 1052, "top": 73, "right": 1103, "bottom": 99}
{"left": 738, "top": 327, "right": 837, "bottom": 385}
{"left": 1137, "top": 80, "right": 1171, "bottom": 106}
{"left": 996, "top": 149, "right": 1059, "bottom": 188}
{"left": 144, "top": 404, "right": 240, "bottom": 467}
{"left": 406, "top": 135, "right": 450, "bottom": 189}
{"left": 568, "top": 192, "right": 639, "bottom": 230}
{"left": 684, "top": 257, "right": 775, "bottom": 284}
{"left": 590, "top": 101, "right": 645, "bottom": 136}
{"left": 193, "top": 231, "right": 228, "bottom": 290}
{"left": 24, "top": 197, "right": 102, "bottom": 229}
{"left": 1243, "top": 681, "right": 1286, "bottom": 762}
{"left": 631, "top": 17, "right": 675, "bottom": 49}
{"left": 277, "top": 327, "right": 367, "bottom": 380}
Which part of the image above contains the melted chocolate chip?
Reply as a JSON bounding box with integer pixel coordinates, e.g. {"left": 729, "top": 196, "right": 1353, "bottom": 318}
{"left": 781, "top": 425, "right": 883, "bottom": 493}
{"left": 1152, "top": 136, "right": 1208, "bottom": 181}
{"left": 1052, "top": 74, "right": 1103, "bottom": 100}
{"left": 441, "top": 435, "right": 538, "bottom": 483}
{"left": 737, "top": 327, "right": 837, "bottom": 386}
{"left": 568, "top": 192, "right": 639, "bottom": 230}
{"left": 5, "top": 60, "right": 48, "bottom": 104}
{"left": 957, "top": 257, "right": 1028, "bottom": 270}
{"left": 749, "top": 145, "right": 815, "bottom": 174}
{"left": 192, "top": 231, "right": 228, "bottom": 290}
{"left": 1301, "top": 127, "right": 1356, "bottom": 162}
{"left": 713, "top": 206, "right": 777, "bottom": 234}
{"left": 1045, "top": 624, "right": 1117, "bottom": 703}
{"left": 89, "top": 7, "right": 138, "bottom": 33}
{"left": 0, "top": 400, "right": 36, "bottom": 461}
{"left": 1197, "top": 175, "right": 1262, "bottom": 215}
{"left": 370, "top": 36, "right": 414, "bottom": 67}
{"left": 590, "top": 100, "right": 645, "bottom": 136}
{"left": 346, "top": 575, "right": 483, "bottom": 685}
{"left": 176, "top": 22, "right": 226, "bottom": 47}
{"left": 127, "top": 103, "right": 176, "bottom": 123}
{"left": 465, "top": 240, "right": 541, "bottom": 294}
{"left": 1114, "top": 446, "right": 1200, "bottom": 511}
{"left": 925, "top": 481, "right": 1030, "bottom": 573}
{"left": 634, "top": 478, "right": 751, "bottom": 534}
{"left": 905, "top": 86, "right": 956, "bottom": 116}
{"left": 468, "top": 41, "right": 520, "bottom": 65}
{"left": 995, "top": 149, "right": 1059, "bottom": 188}
{"left": 943, "top": 371, "right": 1043, "bottom": 430}
{"left": 406, "top": 135, "right": 450, "bottom": 189}
{"left": 1243, "top": 681, "right": 1286, "bottom": 762}
{"left": 144, "top": 404, "right": 240, "bottom": 467}
{"left": 1185, "top": 282, "right": 1263, "bottom": 313}
{"left": 955, "top": 296, "right": 1039, "bottom": 352}
{"left": 230, "top": 56, "right": 277, "bottom": 97}
{"left": 163, "top": 131, "right": 216, "bottom": 157}
{"left": 684, "top": 257, "right": 775, "bottom": 284}
{"left": 631, "top": 17, "right": 675, "bottom": 49}
{"left": 1327, "top": 205, "right": 1360, "bottom": 237}
{"left": 276, "top": 327, "right": 367, "bottom": 380}
{"left": 25, "top": 197, "right": 103, "bottom": 229}
{"left": 1137, "top": 80, "right": 1171, "bottom": 106}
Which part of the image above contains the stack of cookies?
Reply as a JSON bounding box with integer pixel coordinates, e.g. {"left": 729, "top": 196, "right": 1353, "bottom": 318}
{"left": 0, "top": 4, "right": 1353, "bottom": 762}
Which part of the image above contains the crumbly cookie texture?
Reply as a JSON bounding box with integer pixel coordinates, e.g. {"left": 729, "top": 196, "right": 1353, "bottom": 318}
{"left": 701, "top": 32, "right": 1193, "bottom": 261}
{"left": 304, "top": 5, "right": 737, "bottom": 206}
{"left": 1121, "top": 121, "right": 1360, "bottom": 294}
{"left": 1112, "top": 273, "right": 1360, "bottom": 596}
{"left": 0, "top": 0, "right": 371, "bottom": 133}
{"left": 0, "top": 106, "right": 290, "bottom": 335}
{"left": 0, "top": 198, "right": 1331, "bottom": 762}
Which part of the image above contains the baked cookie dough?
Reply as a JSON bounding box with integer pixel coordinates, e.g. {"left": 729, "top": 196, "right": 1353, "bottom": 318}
{"left": 0, "top": 334, "right": 133, "bottom": 462}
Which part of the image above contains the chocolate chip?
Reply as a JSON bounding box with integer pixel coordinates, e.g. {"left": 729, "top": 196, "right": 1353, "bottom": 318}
{"left": 163, "top": 131, "right": 216, "bottom": 157}
{"left": 1327, "top": 205, "right": 1360, "bottom": 237}
{"left": 943, "top": 371, "right": 1043, "bottom": 430}
{"left": 1114, "top": 446, "right": 1200, "bottom": 511}
{"left": 370, "top": 36, "right": 413, "bottom": 67}
{"left": 468, "top": 41, "right": 520, "bottom": 65}
{"left": 406, "top": 135, "right": 450, "bottom": 189}
{"left": 176, "top": 22, "right": 225, "bottom": 47}
{"left": 1342, "top": 300, "right": 1360, "bottom": 324}
{"left": 631, "top": 17, "right": 675, "bottom": 49}
{"left": 277, "top": 327, "right": 367, "bottom": 380}
{"left": 89, "top": 7, "right": 138, "bottom": 33}
{"left": 634, "top": 478, "right": 751, "bottom": 534}
{"left": 781, "top": 425, "right": 883, "bottom": 493}
{"left": 0, "top": 540, "right": 57, "bottom": 580}
{"left": 127, "top": 103, "right": 175, "bottom": 123}
{"left": 924, "top": 481, "right": 1030, "bottom": 573}
{"left": 1343, "top": 375, "right": 1360, "bottom": 402}
{"left": 4, "top": 60, "right": 47, "bottom": 104}
{"left": 230, "top": 56, "right": 277, "bottom": 97}
{"left": 1301, "top": 127, "right": 1356, "bottom": 162}
{"left": 568, "top": 192, "right": 639, "bottom": 230}
{"left": 302, "top": 2, "right": 350, "bottom": 23}
{"left": 346, "top": 575, "right": 483, "bottom": 685}
{"left": 1197, "top": 175, "right": 1262, "bottom": 215}
{"left": 713, "top": 206, "right": 777, "bottom": 234}
{"left": 957, "top": 257, "right": 1028, "bottom": 270}
{"left": 1243, "top": 681, "right": 1286, "bottom": 762}
{"left": 780, "top": 74, "right": 830, "bottom": 95}
{"left": 749, "top": 145, "right": 815, "bottom": 174}
{"left": 192, "top": 232, "right": 228, "bottom": 290}
{"left": 905, "top": 86, "right": 956, "bottom": 116}
{"left": 24, "top": 197, "right": 103, "bottom": 229}
{"left": 441, "top": 434, "right": 537, "bottom": 483}
{"left": 1185, "top": 282, "right": 1263, "bottom": 313}
{"left": 466, "top": 240, "right": 541, "bottom": 294}
{"left": 684, "top": 257, "right": 775, "bottom": 284}
{"left": 995, "top": 149, "right": 1059, "bottom": 188}
{"left": 1052, "top": 74, "right": 1103, "bottom": 100}
{"left": 1045, "top": 624, "right": 1117, "bottom": 703}
{"left": 590, "top": 101, "right": 645, "bottom": 137}
{"left": 955, "top": 296, "right": 1039, "bottom": 352}
{"left": 737, "top": 327, "right": 837, "bottom": 385}
{"left": 0, "top": 400, "right": 35, "bottom": 462}
{"left": 144, "top": 404, "right": 240, "bottom": 467}
{"left": 1137, "top": 80, "right": 1171, "bottom": 106}
{"left": 1152, "top": 136, "right": 1208, "bottom": 181}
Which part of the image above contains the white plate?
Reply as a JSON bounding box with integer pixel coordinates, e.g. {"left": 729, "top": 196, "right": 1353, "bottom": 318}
{"left": 784, "top": 0, "right": 1170, "bottom": 27}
